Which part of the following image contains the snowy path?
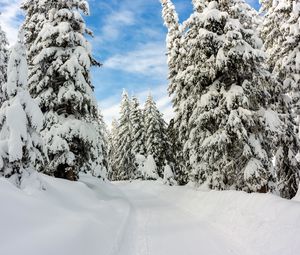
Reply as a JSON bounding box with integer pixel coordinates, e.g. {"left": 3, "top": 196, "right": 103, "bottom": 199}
{"left": 2, "top": 176, "right": 299, "bottom": 255}
{"left": 114, "top": 182, "right": 248, "bottom": 255}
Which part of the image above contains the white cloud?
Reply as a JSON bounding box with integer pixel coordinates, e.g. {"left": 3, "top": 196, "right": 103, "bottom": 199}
{"left": 0, "top": 0, "right": 23, "bottom": 44}
{"left": 101, "top": 9, "right": 135, "bottom": 41}
{"left": 104, "top": 42, "right": 167, "bottom": 78}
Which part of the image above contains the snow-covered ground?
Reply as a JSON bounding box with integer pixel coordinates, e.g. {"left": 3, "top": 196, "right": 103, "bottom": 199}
{"left": 1, "top": 175, "right": 300, "bottom": 255}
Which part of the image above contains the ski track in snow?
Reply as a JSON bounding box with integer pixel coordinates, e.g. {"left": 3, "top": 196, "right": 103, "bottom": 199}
{"left": 114, "top": 182, "right": 250, "bottom": 255}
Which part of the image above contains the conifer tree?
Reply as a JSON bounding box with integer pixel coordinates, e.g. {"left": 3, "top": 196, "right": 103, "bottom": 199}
{"left": 260, "top": 0, "right": 300, "bottom": 118}
{"left": 0, "top": 32, "right": 44, "bottom": 186}
{"left": 167, "top": 119, "right": 187, "bottom": 185}
{"left": 163, "top": 0, "right": 276, "bottom": 192}
{"left": 114, "top": 90, "right": 135, "bottom": 180}
{"left": 27, "top": 0, "right": 101, "bottom": 180}
{"left": 84, "top": 110, "right": 109, "bottom": 179}
{"left": 0, "top": 21, "right": 8, "bottom": 103}
{"left": 130, "top": 96, "right": 146, "bottom": 157}
{"left": 108, "top": 118, "right": 119, "bottom": 181}
{"left": 144, "top": 94, "right": 169, "bottom": 177}
{"left": 161, "top": 0, "right": 191, "bottom": 176}
{"left": 260, "top": 0, "right": 300, "bottom": 198}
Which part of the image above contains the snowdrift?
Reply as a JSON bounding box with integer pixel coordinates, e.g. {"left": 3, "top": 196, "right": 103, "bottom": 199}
{"left": 1, "top": 176, "right": 300, "bottom": 255}
{"left": 136, "top": 181, "right": 300, "bottom": 255}
{"left": 0, "top": 174, "right": 131, "bottom": 255}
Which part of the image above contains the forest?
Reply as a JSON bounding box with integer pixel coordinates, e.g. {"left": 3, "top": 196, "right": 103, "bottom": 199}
{"left": 0, "top": 0, "right": 299, "bottom": 255}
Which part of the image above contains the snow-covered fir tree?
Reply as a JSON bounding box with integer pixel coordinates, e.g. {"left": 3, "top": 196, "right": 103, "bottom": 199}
{"left": 260, "top": 0, "right": 300, "bottom": 121}
{"left": 27, "top": 0, "right": 102, "bottom": 180}
{"left": 21, "top": 0, "right": 45, "bottom": 46}
{"left": 113, "top": 90, "right": 135, "bottom": 180}
{"left": 0, "top": 21, "right": 9, "bottom": 103}
{"left": 163, "top": 0, "right": 277, "bottom": 192}
{"left": 84, "top": 110, "right": 109, "bottom": 179}
{"left": 167, "top": 119, "right": 187, "bottom": 185}
{"left": 260, "top": 0, "right": 300, "bottom": 198}
{"left": 0, "top": 32, "right": 44, "bottom": 186}
{"left": 161, "top": 0, "right": 191, "bottom": 178}
{"left": 144, "top": 94, "right": 170, "bottom": 177}
{"left": 108, "top": 118, "right": 119, "bottom": 181}
{"left": 130, "top": 96, "right": 146, "bottom": 157}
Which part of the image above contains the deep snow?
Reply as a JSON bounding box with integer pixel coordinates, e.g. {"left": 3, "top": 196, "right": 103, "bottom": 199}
{"left": 1, "top": 174, "right": 300, "bottom": 255}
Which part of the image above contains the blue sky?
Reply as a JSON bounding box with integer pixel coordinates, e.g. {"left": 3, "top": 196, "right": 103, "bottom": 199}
{"left": 0, "top": 0, "right": 260, "bottom": 125}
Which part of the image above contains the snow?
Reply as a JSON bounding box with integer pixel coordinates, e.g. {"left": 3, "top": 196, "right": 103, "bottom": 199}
{"left": 137, "top": 155, "right": 159, "bottom": 180}
{"left": 1, "top": 176, "right": 300, "bottom": 255}
{"left": 0, "top": 174, "right": 131, "bottom": 255}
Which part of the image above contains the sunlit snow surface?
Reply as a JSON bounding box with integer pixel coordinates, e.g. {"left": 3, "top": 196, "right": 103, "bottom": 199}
{"left": 1, "top": 174, "right": 300, "bottom": 255}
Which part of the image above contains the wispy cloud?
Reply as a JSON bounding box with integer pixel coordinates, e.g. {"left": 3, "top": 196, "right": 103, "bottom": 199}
{"left": 0, "top": 0, "right": 23, "bottom": 44}
{"left": 99, "top": 9, "right": 135, "bottom": 42}
{"left": 104, "top": 42, "right": 167, "bottom": 78}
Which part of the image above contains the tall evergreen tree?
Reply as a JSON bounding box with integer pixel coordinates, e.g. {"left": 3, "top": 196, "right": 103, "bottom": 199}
{"left": 113, "top": 90, "right": 135, "bottom": 180}
{"left": 0, "top": 21, "right": 9, "bottom": 103}
{"left": 161, "top": 0, "right": 192, "bottom": 179}
{"left": 130, "top": 96, "right": 146, "bottom": 156}
{"left": 260, "top": 0, "right": 300, "bottom": 119}
{"left": 144, "top": 94, "right": 169, "bottom": 177}
{"left": 260, "top": 0, "right": 300, "bottom": 198}
{"left": 163, "top": 0, "right": 276, "bottom": 192}
{"left": 0, "top": 32, "right": 44, "bottom": 186}
{"left": 27, "top": 0, "right": 101, "bottom": 180}
{"left": 167, "top": 119, "right": 187, "bottom": 185}
{"left": 84, "top": 110, "right": 109, "bottom": 179}
{"left": 108, "top": 118, "right": 119, "bottom": 181}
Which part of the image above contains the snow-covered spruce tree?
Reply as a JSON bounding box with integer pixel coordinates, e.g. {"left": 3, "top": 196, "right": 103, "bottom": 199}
{"left": 83, "top": 110, "right": 109, "bottom": 179}
{"left": 130, "top": 96, "right": 146, "bottom": 157}
{"left": 0, "top": 21, "right": 9, "bottom": 103}
{"left": 162, "top": 1, "right": 264, "bottom": 186}
{"left": 144, "top": 94, "right": 170, "bottom": 177}
{"left": 273, "top": 96, "right": 300, "bottom": 199}
{"left": 21, "top": 0, "right": 45, "bottom": 46}
{"left": 260, "top": 0, "right": 300, "bottom": 121}
{"left": 260, "top": 0, "right": 300, "bottom": 198}
{"left": 161, "top": 0, "right": 192, "bottom": 180}
{"left": 176, "top": 0, "right": 276, "bottom": 192}
{"left": 0, "top": 32, "right": 44, "bottom": 186}
{"left": 167, "top": 119, "right": 187, "bottom": 185}
{"left": 28, "top": 0, "right": 101, "bottom": 180}
{"left": 113, "top": 90, "right": 135, "bottom": 180}
{"left": 108, "top": 118, "right": 119, "bottom": 181}
{"left": 21, "top": 0, "right": 49, "bottom": 96}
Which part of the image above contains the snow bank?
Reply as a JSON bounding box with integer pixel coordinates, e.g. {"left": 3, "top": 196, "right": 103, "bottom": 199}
{"left": 1, "top": 177, "right": 300, "bottom": 255}
{"left": 130, "top": 181, "right": 300, "bottom": 255}
{"left": 0, "top": 174, "right": 131, "bottom": 255}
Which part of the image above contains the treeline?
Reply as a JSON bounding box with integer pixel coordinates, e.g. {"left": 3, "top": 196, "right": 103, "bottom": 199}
{"left": 108, "top": 91, "right": 178, "bottom": 185}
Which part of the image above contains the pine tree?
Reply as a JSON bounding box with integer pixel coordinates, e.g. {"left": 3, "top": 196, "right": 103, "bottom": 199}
{"left": 27, "top": 0, "right": 101, "bottom": 180}
{"left": 113, "top": 90, "right": 135, "bottom": 180}
{"left": 130, "top": 96, "right": 146, "bottom": 157}
{"left": 84, "top": 110, "right": 109, "bottom": 179}
{"left": 108, "top": 118, "right": 119, "bottom": 181}
{"left": 21, "top": 0, "right": 45, "bottom": 46}
{"left": 0, "top": 32, "right": 44, "bottom": 186}
{"left": 167, "top": 119, "right": 187, "bottom": 185}
{"left": 21, "top": 0, "right": 48, "bottom": 95}
{"left": 144, "top": 94, "right": 169, "bottom": 177}
{"left": 161, "top": 0, "right": 192, "bottom": 177}
{"left": 165, "top": 0, "right": 276, "bottom": 192}
{"left": 0, "top": 21, "right": 9, "bottom": 103}
{"left": 260, "top": 0, "right": 300, "bottom": 118}
{"left": 260, "top": 0, "right": 300, "bottom": 198}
